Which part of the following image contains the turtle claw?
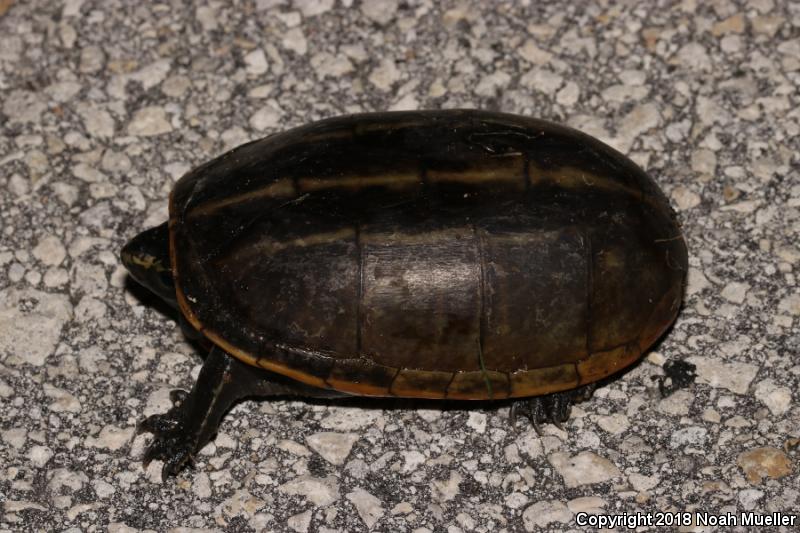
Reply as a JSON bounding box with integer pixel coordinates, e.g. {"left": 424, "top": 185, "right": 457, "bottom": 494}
{"left": 170, "top": 389, "right": 189, "bottom": 405}
{"left": 137, "top": 399, "right": 198, "bottom": 479}
{"left": 510, "top": 385, "right": 596, "bottom": 434}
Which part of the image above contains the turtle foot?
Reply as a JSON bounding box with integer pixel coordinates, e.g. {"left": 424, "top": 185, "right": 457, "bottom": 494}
{"left": 137, "top": 389, "right": 198, "bottom": 480}
{"left": 509, "top": 384, "right": 596, "bottom": 435}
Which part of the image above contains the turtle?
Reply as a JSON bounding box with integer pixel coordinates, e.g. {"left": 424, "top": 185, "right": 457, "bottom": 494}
{"left": 121, "top": 109, "right": 688, "bottom": 479}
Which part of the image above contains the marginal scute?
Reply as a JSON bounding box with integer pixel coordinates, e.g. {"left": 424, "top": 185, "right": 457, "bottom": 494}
{"left": 508, "top": 364, "right": 579, "bottom": 397}
{"left": 638, "top": 281, "right": 683, "bottom": 352}
{"left": 326, "top": 360, "right": 397, "bottom": 396}
{"left": 447, "top": 370, "right": 511, "bottom": 399}
{"left": 576, "top": 343, "right": 640, "bottom": 385}
{"left": 390, "top": 368, "right": 453, "bottom": 398}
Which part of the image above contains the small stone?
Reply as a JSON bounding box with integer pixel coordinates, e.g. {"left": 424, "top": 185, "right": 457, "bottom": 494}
{"left": 28, "top": 445, "right": 54, "bottom": 468}
{"left": 361, "top": 0, "right": 398, "bottom": 25}
{"left": 658, "top": 390, "right": 693, "bottom": 416}
{"left": 518, "top": 40, "right": 552, "bottom": 65}
{"left": 628, "top": 473, "right": 660, "bottom": 492}
{"left": 72, "top": 163, "right": 104, "bottom": 183}
{"left": 320, "top": 406, "right": 382, "bottom": 431}
{"left": 752, "top": 15, "right": 783, "bottom": 37}
{"left": 778, "top": 293, "right": 800, "bottom": 316}
{"left": 548, "top": 451, "right": 621, "bottom": 487}
{"left": 286, "top": 509, "right": 312, "bottom": 533}
{"left": 691, "top": 149, "right": 717, "bottom": 175}
{"left": 721, "top": 282, "right": 749, "bottom": 304}
{"left": 431, "top": 471, "right": 462, "bottom": 502}
{"left": 33, "top": 235, "right": 66, "bottom": 266}
{"left": 294, "top": 0, "right": 335, "bottom": 17}
{"left": 522, "top": 500, "right": 572, "bottom": 531}
{"left": 127, "top": 107, "right": 172, "bottom": 136}
{"left": 754, "top": 379, "right": 792, "bottom": 415}
{"left": 466, "top": 412, "right": 487, "bottom": 433}
{"left": 44, "top": 383, "right": 82, "bottom": 413}
{"left": 687, "top": 356, "right": 758, "bottom": 394}
{"left": 738, "top": 489, "right": 764, "bottom": 510}
{"left": 162, "top": 75, "right": 191, "bottom": 98}
{"left": 92, "top": 479, "right": 116, "bottom": 498}
{"left": 401, "top": 450, "right": 426, "bottom": 472}
{"left": 391, "top": 502, "right": 413, "bottom": 515}
{"left": 219, "top": 489, "right": 265, "bottom": 520}
{"left": 79, "top": 107, "right": 115, "bottom": 139}
{"left": 283, "top": 28, "right": 307, "bottom": 55}
{"left": 0, "top": 288, "right": 73, "bottom": 366}
{"left": 556, "top": 82, "right": 580, "bottom": 106}
{"left": 250, "top": 105, "right": 282, "bottom": 131}
{"left": 196, "top": 5, "right": 218, "bottom": 31}
{"left": 595, "top": 413, "right": 629, "bottom": 434}
{"left": 369, "top": 59, "right": 400, "bottom": 92}
{"left": 2, "top": 428, "right": 27, "bottom": 449}
{"left": 347, "top": 488, "right": 384, "bottom": 529}
{"left": 566, "top": 496, "right": 605, "bottom": 514}
{"left": 671, "top": 186, "right": 701, "bottom": 210}
{"left": 277, "top": 439, "right": 312, "bottom": 457}
{"left": 669, "top": 426, "right": 707, "bottom": 448}
{"left": 79, "top": 45, "right": 105, "bottom": 73}
{"left": 193, "top": 472, "right": 212, "bottom": 498}
{"left": 47, "top": 468, "right": 89, "bottom": 495}
{"left": 686, "top": 267, "right": 710, "bottom": 296}
{"left": 306, "top": 432, "right": 358, "bottom": 465}
{"left": 389, "top": 93, "right": 418, "bottom": 111}
{"left": 712, "top": 14, "right": 745, "bottom": 36}
{"left": 311, "top": 53, "right": 354, "bottom": 78}
{"left": 86, "top": 425, "right": 134, "bottom": 451}
{"left": 675, "top": 42, "right": 711, "bottom": 71}
{"left": 737, "top": 447, "right": 793, "bottom": 484}
{"left": 505, "top": 492, "right": 528, "bottom": 509}
{"left": 615, "top": 103, "right": 661, "bottom": 152}
{"left": 520, "top": 68, "right": 563, "bottom": 94}
{"left": 278, "top": 475, "right": 340, "bottom": 506}
{"left": 245, "top": 49, "right": 269, "bottom": 75}
{"left": 4, "top": 90, "right": 47, "bottom": 124}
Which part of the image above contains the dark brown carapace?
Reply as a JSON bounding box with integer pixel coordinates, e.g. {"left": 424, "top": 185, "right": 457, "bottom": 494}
{"left": 170, "top": 110, "right": 687, "bottom": 400}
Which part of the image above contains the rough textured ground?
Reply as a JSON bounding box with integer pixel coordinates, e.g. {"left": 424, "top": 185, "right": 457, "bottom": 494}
{"left": 1, "top": 0, "right": 799, "bottom": 531}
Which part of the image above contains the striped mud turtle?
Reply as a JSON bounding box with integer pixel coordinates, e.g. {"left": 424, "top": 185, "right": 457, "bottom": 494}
{"left": 121, "top": 110, "right": 688, "bottom": 478}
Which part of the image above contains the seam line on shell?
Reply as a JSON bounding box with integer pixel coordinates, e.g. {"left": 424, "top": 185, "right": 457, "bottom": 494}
{"left": 474, "top": 224, "right": 492, "bottom": 399}
{"left": 387, "top": 367, "right": 402, "bottom": 397}
{"left": 585, "top": 228, "right": 593, "bottom": 359}
{"left": 355, "top": 223, "right": 363, "bottom": 358}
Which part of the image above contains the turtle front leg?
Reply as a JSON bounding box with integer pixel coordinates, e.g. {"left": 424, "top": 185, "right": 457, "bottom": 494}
{"left": 509, "top": 384, "right": 596, "bottom": 434}
{"left": 138, "top": 346, "right": 345, "bottom": 479}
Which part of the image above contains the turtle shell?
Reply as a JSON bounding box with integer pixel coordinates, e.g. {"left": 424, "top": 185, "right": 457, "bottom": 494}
{"left": 169, "top": 110, "right": 687, "bottom": 400}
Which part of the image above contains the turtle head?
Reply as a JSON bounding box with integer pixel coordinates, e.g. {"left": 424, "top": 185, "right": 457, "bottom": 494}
{"left": 121, "top": 222, "right": 177, "bottom": 308}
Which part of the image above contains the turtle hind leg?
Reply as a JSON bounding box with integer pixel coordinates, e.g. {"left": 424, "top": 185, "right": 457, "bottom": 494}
{"left": 510, "top": 384, "right": 597, "bottom": 435}
{"left": 138, "top": 346, "right": 345, "bottom": 480}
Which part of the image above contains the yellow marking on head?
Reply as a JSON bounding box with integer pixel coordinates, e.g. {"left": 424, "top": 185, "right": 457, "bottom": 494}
{"left": 121, "top": 251, "right": 170, "bottom": 272}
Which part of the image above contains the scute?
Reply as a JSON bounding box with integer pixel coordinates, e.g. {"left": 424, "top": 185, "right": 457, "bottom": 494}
{"left": 169, "top": 110, "right": 687, "bottom": 399}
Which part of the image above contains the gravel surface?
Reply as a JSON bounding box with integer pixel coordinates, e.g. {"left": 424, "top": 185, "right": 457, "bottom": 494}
{"left": 1, "top": 1, "right": 799, "bottom": 531}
